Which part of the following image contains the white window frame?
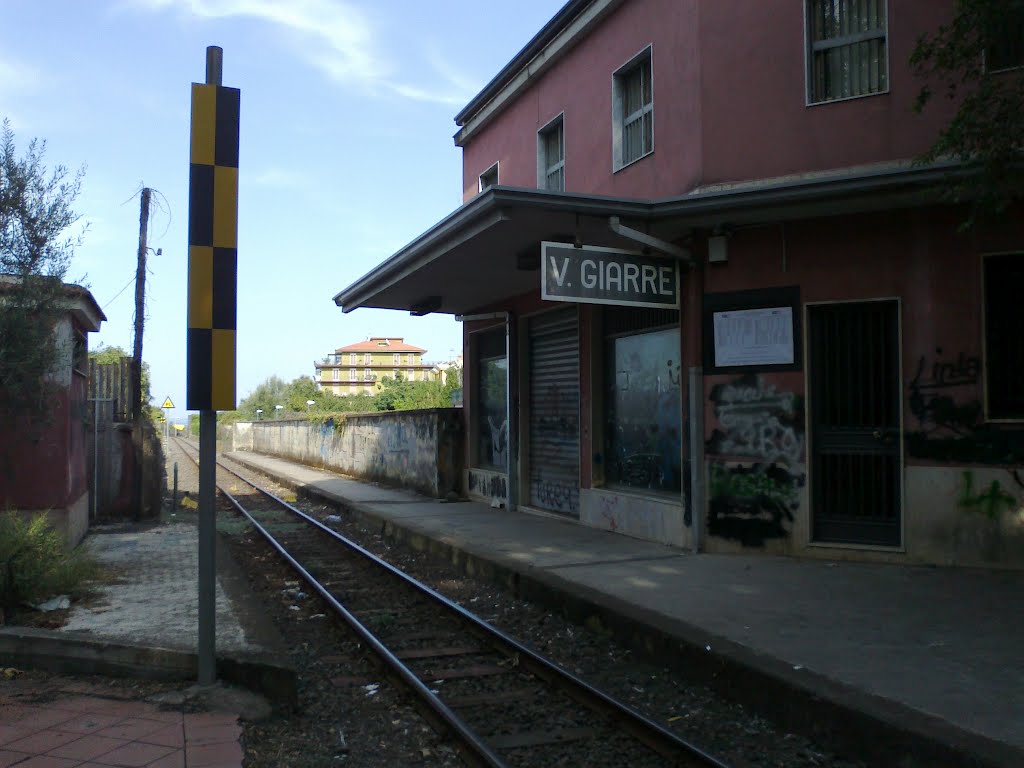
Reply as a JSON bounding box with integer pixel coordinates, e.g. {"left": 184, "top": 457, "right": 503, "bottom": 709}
{"left": 332, "top": 369, "right": 340, "bottom": 381}
{"left": 349, "top": 352, "right": 356, "bottom": 364}
{"left": 804, "top": 0, "right": 889, "bottom": 106}
{"left": 349, "top": 368, "right": 357, "bottom": 381}
{"left": 612, "top": 45, "right": 654, "bottom": 172}
{"left": 393, "top": 352, "right": 401, "bottom": 364}
{"left": 363, "top": 352, "right": 371, "bottom": 365}
{"left": 537, "top": 113, "right": 565, "bottom": 191}
{"left": 478, "top": 162, "right": 499, "bottom": 192}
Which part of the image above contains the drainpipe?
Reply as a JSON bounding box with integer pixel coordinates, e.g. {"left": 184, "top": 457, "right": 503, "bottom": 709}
{"left": 684, "top": 251, "right": 706, "bottom": 554}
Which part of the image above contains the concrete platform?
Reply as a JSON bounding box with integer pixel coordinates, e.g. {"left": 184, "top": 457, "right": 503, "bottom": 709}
{"left": 228, "top": 449, "right": 1024, "bottom": 768}
{"left": 0, "top": 520, "right": 296, "bottom": 708}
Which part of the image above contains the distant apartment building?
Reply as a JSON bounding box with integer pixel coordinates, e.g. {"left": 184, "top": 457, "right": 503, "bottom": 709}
{"left": 315, "top": 337, "right": 432, "bottom": 396}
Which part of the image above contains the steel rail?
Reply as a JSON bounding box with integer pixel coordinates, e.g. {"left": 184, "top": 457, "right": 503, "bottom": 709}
{"left": 174, "top": 438, "right": 731, "bottom": 767}
{"left": 171, "top": 439, "right": 506, "bottom": 768}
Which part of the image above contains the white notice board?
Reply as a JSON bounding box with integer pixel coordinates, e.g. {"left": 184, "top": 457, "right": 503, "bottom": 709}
{"left": 713, "top": 306, "right": 794, "bottom": 367}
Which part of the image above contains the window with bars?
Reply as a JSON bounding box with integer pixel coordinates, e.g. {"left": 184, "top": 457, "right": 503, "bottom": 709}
{"left": 807, "top": 0, "right": 887, "bottom": 103}
{"left": 613, "top": 49, "right": 653, "bottom": 169}
{"left": 984, "top": 254, "right": 1024, "bottom": 419}
{"left": 538, "top": 116, "right": 564, "bottom": 191}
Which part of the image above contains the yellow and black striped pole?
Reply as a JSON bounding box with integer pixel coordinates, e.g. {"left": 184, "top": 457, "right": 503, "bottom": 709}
{"left": 188, "top": 46, "right": 238, "bottom": 687}
{"left": 187, "top": 62, "right": 239, "bottom": 410}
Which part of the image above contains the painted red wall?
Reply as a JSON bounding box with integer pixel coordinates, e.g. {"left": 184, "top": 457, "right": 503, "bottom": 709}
{"left": 0, "top": 389, "right": 74, "bottom": 509}
{"left": 462, "top": 0, "right": 958, "bottom": 200}
{"left": 463, "top": 0, "right": 701, "bottom": 201}
{"left": 700, "top": 205, "right": 1024, "bottom": 467}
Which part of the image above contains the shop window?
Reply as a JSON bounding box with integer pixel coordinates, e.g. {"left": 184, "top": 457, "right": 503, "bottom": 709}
{"left": 475, "top": 329, "right": 508, "bottom": 470}
{"left": 604, "top": 307, "right": 681, "bottom": 493}
{"left": 984, "top": 253, "right": 1024, "bottom": 419}
{"left": 806, "top": 0, "right": 887, "bottom": 103}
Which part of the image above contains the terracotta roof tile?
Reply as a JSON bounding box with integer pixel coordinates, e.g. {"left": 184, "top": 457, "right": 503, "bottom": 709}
{"left": 334, "top": 338, "right": 426, "bottom": 354}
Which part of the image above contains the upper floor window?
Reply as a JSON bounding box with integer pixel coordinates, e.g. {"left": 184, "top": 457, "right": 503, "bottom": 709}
{"left": 538, "top": 115, "right": 565, "bottom": 191}
{"left": 479, "top": 162, "right": 499, "bottom": 192}
{"left": 613, "top": 47, "right": 653, "bottom": 170}
{"left": 807, "top": 0, "right": 887, "bottom": 103}
{"left": 363, "top": 352, "right": 371, "bottom": 365}
{"left": 986, "top": 7, "right": 1024, "bottom": 72}
{"left": 332, "top": 369, "right": 340, "bottom": 381}
{"left": 349, "top": 352, "right": 356, "bottom": 365}
{"left": 393, "top": 352, "right": 401, "bottom": 364}
{"left": 349, "top": 368, "right": 357, "bottom": 381}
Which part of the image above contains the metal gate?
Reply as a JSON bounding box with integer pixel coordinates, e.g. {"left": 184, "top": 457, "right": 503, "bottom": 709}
{"left": 808, "top": 301, "right": 901, "bottom": 546}
{"left": 528, "top": 308, "right": 580, "bottom": 516}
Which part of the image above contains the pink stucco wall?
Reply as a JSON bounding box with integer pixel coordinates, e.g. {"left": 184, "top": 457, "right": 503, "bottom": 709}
{"left": 461, "top": 0, "right": 959, "bottom": 200}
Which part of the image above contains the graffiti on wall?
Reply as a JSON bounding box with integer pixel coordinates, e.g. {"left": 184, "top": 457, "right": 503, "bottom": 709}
{"left": 708, "top": 462, "right": 804, "bottom": 546}
{"left": 530, "top": 477, "right": 579, "bottom": 514}
{"left": 707, "top": 375, "right": 803, "bottom": 464}
{"left": 907, "top": 347, "right": 1024, "bottom": 464}
{"left": 467, "top": 469, "right": 507, "bottom": 503}
{"left": 957, "top": 470, "right": 1019, "bottom": 521}
{"left": 706, "top": 375, "right": 804, "bottom": 546}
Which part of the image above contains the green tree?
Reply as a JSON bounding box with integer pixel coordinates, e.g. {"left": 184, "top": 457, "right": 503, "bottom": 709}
{"left": 373, "top": 373, "right": 460, "bottom": 411}
{"left": 0, "top": 119, "right": 86, "bottom": 425}
{"left": 911, "top": 0, "right": 1024, "bottom": 222}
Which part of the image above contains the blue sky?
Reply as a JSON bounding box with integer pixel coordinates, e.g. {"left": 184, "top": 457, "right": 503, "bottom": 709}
{"left": 1, "top": 0, "right": 566, "bottom": 422}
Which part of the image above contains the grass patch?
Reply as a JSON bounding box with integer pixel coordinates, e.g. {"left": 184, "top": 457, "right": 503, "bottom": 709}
{"left": 0, "top": 510, "right": 101, "bottom": 623}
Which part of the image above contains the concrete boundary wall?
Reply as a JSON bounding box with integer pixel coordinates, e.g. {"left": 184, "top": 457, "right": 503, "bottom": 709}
{"left": 232, "top": 409, "right": 464, "bottom": 498}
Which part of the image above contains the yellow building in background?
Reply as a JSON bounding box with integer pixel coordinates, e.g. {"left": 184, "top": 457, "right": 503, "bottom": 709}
{"left": 315, "top": 337, "right": 432, "bottom": 396}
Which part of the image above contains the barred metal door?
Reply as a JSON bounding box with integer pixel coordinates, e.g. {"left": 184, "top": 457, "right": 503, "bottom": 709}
{"left": 808, "top": 301, "right": 901, "bottom": 546}
{"left": 528, "top": 308, "right": 580, "bottom": 516}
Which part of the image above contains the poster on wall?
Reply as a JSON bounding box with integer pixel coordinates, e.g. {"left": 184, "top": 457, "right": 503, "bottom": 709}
{"left": 713, "top": 306, "right": 794, "bottom": 367}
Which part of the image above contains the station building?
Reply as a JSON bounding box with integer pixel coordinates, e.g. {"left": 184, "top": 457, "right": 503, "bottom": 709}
{"left": 334, "top": 0, "right": 1024, "bottom": 568}
{"left": 0, "top": 280, "right": 105, "bottom": 546}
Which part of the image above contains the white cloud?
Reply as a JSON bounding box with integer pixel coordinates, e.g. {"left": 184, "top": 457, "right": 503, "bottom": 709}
{"left": 125, "top": 0, "right": 469, "bottom": 105}
{"left": 250, "top": 167, "right": 307, "bottom": 188}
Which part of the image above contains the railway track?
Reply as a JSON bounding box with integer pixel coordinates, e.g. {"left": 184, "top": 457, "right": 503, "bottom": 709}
{"left": 174, "top": 437, "right": 733, "bottom": 768}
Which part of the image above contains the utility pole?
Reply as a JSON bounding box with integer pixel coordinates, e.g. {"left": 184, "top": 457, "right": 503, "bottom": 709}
{"left": 131, "top": 187, "right": 152, "bottom": 522}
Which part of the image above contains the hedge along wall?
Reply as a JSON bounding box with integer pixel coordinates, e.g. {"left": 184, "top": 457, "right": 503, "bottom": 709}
{"left": 233, "top": 409, "right": 464, "bottom": 499}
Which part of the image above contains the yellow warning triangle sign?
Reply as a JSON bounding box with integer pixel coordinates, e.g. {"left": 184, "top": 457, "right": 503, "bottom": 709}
{"left": 161, "top": 396, "right": 175, "bottom": 409}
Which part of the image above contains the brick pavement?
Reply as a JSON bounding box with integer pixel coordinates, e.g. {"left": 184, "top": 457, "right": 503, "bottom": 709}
{"left": 0, "top": 681, "right": 242, "bottom": 768}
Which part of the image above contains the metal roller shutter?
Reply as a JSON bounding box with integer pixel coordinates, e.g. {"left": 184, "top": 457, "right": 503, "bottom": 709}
{"left": 528, "top": 308, "right": 580, "bottom": 516}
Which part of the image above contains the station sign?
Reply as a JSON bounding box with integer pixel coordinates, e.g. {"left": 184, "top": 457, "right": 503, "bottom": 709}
{"left": 540, "top": 242, "right": 679, "bottom": 309}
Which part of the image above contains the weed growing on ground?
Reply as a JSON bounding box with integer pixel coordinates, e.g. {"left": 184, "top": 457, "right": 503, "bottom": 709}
{"left": 0, "top": 510, "right": 100, "bottom": 622}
